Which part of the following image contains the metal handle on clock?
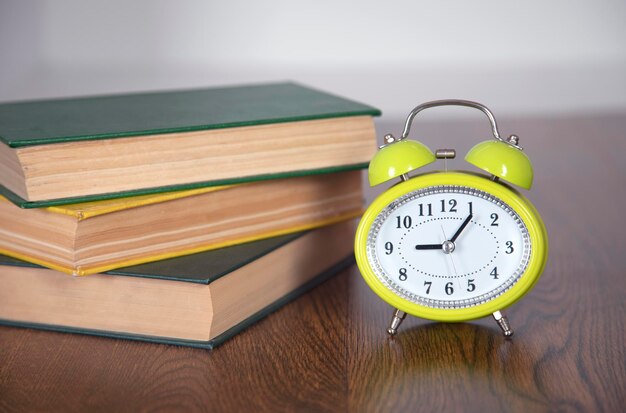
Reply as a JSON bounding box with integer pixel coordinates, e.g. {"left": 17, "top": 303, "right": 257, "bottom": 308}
{"left": 401, "top": 99, "right": 506, "bottom": 144}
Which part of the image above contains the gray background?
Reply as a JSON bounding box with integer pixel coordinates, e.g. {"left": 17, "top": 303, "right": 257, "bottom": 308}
{"left": 1, "top": 0, "right": 625, "bottom": 121}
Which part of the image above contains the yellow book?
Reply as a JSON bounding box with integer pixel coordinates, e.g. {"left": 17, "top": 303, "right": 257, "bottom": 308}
{"left": 0, "top": 171, "right": 363, "bottom": 275}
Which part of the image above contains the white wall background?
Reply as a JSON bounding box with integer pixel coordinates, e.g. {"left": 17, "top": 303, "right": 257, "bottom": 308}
{"left": 1, "top": 0, "right": 625, "bottom": 120}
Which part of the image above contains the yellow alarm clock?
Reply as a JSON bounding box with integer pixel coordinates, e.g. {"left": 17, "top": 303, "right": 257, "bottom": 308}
{"left": 354, "top": 100, "right": 548, "bottom": 337}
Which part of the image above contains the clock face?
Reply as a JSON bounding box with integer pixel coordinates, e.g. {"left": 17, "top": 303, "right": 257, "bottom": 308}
{"left": 367, "top": 185, "right": 531, "bottom": 309}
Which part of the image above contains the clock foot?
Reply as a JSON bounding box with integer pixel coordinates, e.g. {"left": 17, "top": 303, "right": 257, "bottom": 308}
{"left": 492, "top": 310, "right": 514, "bottom": 337}
{"left": 387, "top": 309, "right": 407, "bottom": 336}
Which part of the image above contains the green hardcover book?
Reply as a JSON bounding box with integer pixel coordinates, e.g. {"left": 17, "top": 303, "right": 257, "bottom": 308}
{"left": 0, "top": 220, "right": 355, "bottom": 349}
{"left": 0, "top": 82, "right": 380, "bottom": 207}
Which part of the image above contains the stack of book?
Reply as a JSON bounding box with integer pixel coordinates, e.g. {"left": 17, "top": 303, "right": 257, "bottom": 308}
{"left": 0, "top": 82, "right": 380, "bottom": 349}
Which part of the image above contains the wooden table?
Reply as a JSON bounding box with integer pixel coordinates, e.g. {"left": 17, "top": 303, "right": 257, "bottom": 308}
{"left": 1, "top": 114, "right": 625, "bottom": 412}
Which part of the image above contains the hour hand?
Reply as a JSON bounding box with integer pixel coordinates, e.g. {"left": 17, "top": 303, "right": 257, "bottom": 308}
{"left": 415, "top": 243, "right": 443, "bottom": 250}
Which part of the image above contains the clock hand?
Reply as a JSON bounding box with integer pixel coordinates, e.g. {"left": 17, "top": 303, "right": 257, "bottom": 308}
{"left": 440, "top": 225, "right": 459, "bottom": 278}
{"left": 450, "top": 213, "right": 473, "bottom": 243}
{"left": 416, "top": 214, "right": 473, "bottom": 251}
{"left": 415, "top": 244, "right": 443, "bottom": 250}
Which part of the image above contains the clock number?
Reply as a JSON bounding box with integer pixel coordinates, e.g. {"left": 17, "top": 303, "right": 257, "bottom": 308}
{"left": 440, "top": 199, "right": 458, "bottom": 213}
{"left": 399, "top": 268, "right": 408, "bottom": 281}
{"left": 490, "top": 267, "right": 499, "bottom": 279}
{"left": 449, "top": 199, "right": 458, "bottom": 212}
{"left": 384, "top": 242, "right": 393, "bottom": 255}
{"left": 468, "top": 201, "right": 473, "bottom": 215}
{"left": 395, "top": 215, "right": 412, "bottom": 229}
{"left": 424, "top": 281, "right": 432, "bottom": 294}
{"left": 490, "top": 213, "right": 499, "bottom": 226}
{"left": 418, "top": 203, "right": 433, "bottom": 217}
{"left": 445, "top": 282, "right": 454, "bottom": 295}
{"left": 505, "top": 241, "right": 514, "bottom": 254}
{"left": 467, "top": 279, "right": 476, "bottom": 292}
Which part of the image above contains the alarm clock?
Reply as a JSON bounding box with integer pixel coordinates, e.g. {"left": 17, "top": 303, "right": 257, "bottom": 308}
{"left": 354, "top": 100, "right": 548, "bottom": 337}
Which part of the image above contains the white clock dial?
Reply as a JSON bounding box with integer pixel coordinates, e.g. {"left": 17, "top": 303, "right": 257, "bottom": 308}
{"left": 366, "top": 186, "right": 531, "bottom": 309}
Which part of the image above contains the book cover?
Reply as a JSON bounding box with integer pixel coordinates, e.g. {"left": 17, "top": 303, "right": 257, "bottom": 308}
{"left": 0, "top": 82, "right": 380, "bottom": 147}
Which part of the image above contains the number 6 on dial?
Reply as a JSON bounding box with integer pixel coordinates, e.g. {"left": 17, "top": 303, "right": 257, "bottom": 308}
{"left": 354, "top": 100, "right": 548, "bottom": 337}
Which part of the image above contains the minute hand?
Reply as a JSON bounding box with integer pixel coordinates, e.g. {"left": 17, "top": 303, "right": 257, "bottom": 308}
{"left": 450, "top": 214, "right": 473, "bottom": 243}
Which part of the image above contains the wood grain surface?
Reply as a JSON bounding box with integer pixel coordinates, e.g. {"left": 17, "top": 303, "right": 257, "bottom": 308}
{"left": 1, "top": 114, "right": 625, "bottom": 412}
